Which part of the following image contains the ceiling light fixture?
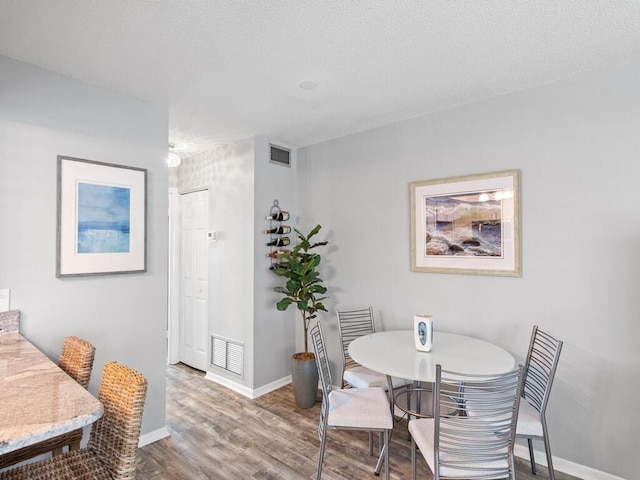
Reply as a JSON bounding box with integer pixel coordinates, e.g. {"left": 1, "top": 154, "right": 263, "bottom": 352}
{"left": 167, "top": 143, "right": 181, "bottom": 168}
{"left": 299, "top": 80, "right": 318, "bottom": 90}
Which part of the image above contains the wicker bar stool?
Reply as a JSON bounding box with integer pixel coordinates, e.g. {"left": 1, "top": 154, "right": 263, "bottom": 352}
{"left": 0, "top": 336, "right": 96, "bottom": 469}
{"left": 58, "top": 336, "right": 96, "bottom": 390}
{"left": 0, "top": 362, "right": 147, "bottom": 480}
{"left": 0, "top": 310, "right": 20, "bottom": 335}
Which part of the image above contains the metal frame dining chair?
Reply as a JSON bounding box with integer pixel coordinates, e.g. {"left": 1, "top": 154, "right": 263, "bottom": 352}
{"left": 310, "top": 321, "right": 394, "bottom": 480}
{"left": 337, "top": 307, "right": 412, "bottom": 454}
{"left": 409, "top": 364, "right": 524, "bottom": 480}
{"left": 517, "top": 325, "right": 563, "bottom": 480}
{"left": 337, "top": 307, "right": 411, "bottom": 389}
{"left": 0, "top": 336, "right": 96, "bottom": 469}
{"left": 337, "top": 307, "right": 380, "bottom": 388}
{"left": 0, "top": 361, "right": 147, "bottom": 480}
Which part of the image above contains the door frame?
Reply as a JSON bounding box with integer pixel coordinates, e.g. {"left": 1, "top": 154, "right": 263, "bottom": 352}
{"left": 167, "top": 187, "right": 180, "bottom": 364}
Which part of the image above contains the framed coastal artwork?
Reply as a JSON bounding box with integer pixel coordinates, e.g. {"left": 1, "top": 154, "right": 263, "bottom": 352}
{"left": 56, "top": 156, "right": 147, "bottom": 277}
{"left": 410, "top": 170, "right": 521, "bottom": 277}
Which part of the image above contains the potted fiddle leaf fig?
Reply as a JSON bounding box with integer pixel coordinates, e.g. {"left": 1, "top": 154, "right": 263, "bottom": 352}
{"left": 271, "top": 224, "right": 328, "bottom": 408}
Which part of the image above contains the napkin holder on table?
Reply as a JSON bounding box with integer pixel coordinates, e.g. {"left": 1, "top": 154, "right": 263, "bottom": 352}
{"left": 414, "top": 314, "right": 433, "bottom": 352}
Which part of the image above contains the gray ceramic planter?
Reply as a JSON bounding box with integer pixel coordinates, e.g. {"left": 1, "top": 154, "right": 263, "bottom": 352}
{"left": 291, "top": 353, "right": 319, "bottom": 409}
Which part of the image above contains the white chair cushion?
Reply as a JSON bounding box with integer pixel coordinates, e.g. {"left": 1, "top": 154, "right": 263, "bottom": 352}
{"left": 409, "top": 418, "right": 510, "bottom": 477}
{"left": 517, "top": 399, "right": 543, "bottom": 437}
{"left": 408, "top": 418, "right": 437, "bottom": 472}
{"left": 344, "top": 365, "right": 411, "bottom": 389}
{"left": 328, "top": 387, "right": 393, "bottom": 430}
{"left": 467, "top": 393, "right": 543, "bottom": 438}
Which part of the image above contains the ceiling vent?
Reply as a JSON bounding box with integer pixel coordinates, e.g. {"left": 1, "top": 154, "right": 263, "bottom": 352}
{"left": 269, "top": 145, "right": 291, "bottom": 167}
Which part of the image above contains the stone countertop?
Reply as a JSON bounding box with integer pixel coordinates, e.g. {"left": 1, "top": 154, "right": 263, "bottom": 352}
{"left": 0, "top": 333, "right": 103, "bottom": 454}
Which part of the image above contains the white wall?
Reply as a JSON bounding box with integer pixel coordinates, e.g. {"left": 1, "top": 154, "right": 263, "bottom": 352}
{"left": 177, "top": 137, "right": 298, "bottom": 392}
{"left": 253, "top": 137, "right": 297, "bottom": 387}
{"left": 0, "top": 56, "right": 169, "bottom": 437}
{"left": 178, "top": 139, "right": 256, "bottom": 388}
{"left": 297, "top": 61, "right": 640, "bottom": 479}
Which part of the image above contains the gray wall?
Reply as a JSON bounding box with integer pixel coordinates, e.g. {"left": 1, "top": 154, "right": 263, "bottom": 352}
{"left": 297, "top": 61, "right": 640, "bottom": 479}
{"left": 4, "top": 51, "right": 637, "bottom": 476}
{"left": 254, "top": 137, "right": 297, "bottom": 387}
{"left": 176, "top": 136, "right": 297, "bottom": 390}
{"left": 0, "top": 56, "right": 169, "bottom": 438}
{"left": 178, "top": 139, "right": 257, "bottom": 387}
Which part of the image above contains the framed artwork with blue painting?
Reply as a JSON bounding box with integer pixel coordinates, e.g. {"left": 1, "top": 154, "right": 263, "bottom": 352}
{"left": 56, "top": 156, "right": 147, "bottom": 277}
{"left": 410, "top": 170, "right": 521, "bottom": 277}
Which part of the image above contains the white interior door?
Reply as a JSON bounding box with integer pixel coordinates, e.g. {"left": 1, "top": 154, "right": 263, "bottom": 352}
{"left": 179, "top": 189, "right": 209, "bottom": 371}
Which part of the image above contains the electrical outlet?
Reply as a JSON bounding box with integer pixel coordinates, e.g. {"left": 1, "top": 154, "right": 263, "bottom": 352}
{"left": 0, "top": 289, "right": 10, "bottom": 312}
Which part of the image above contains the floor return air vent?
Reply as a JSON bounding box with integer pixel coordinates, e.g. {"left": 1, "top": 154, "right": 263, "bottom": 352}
{"left": 210, "top": 334, "right": 244, "bottom": 377}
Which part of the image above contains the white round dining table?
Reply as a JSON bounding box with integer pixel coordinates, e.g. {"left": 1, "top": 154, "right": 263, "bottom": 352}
{"left": 348, "top": 330, "right": 516, "bottom": 382}
{"left": 349, "top": 330, "right": 516, "bottom": 476}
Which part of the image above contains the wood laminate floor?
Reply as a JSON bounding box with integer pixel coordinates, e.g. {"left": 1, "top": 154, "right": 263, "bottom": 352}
{"left": 136, "top": 363, "right": 580, "bottom": 479}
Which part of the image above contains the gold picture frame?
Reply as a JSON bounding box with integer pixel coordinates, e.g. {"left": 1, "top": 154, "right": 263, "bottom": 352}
{"left": 410, "top": 169, "right": 521, "bottom": 277}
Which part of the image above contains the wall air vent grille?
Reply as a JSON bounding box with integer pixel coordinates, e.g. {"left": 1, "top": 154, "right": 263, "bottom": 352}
{"left": 210, "top": 334, "right": 244, "bottom": 377}
{"left": 269, "top": 145, "right": 291, "bottom": 167}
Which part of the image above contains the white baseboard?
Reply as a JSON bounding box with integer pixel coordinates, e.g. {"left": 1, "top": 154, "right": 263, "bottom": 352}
{"left": 253, "top": 375, "right": 292, "bottom": 398}
{"left": 514, "top": 444, "right": 626, "bottom": 480}
{"left": 138, "top": 427, "right": 170, "bottom": 447}
{"left": 204, "top": 371, "right": 292, "bottom": 399}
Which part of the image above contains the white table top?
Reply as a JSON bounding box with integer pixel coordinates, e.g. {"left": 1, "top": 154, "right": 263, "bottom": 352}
{"left": 0, "top": 333, "right": 103, "bottom": 455}
{"left": 348, "top": 330, "right": 515, "bottom": 383}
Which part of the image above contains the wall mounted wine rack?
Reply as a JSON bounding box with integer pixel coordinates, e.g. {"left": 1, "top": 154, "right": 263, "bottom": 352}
{"left": 265, "top": 199, "right": 291, "bottom": 270}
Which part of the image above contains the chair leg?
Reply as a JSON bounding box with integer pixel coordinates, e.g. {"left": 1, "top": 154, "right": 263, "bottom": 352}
{"left": 510, "top": 452, "right": 517, "bottom": 480}
{"left": 527, "top": 438, "right": 537, "bottom": 475}
{"left": 383, "top": 429, "right": 390, "bottom": 480}
{"left": 406, "top": 391, "right": 413, "bottom": 440}
{"left": 369, "top": 431, "right": 373, "bottom": 455}
{"left": 317, "top": 432, "right": 327, "bottom": 480}
{"left": 410, "top": 435, "right": 417, "bottom": 480}
{"left": 542, "top": 425, "right": 556, "bottom": 480}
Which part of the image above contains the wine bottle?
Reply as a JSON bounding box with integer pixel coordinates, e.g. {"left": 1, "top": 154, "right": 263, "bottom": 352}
{"left": 266, "top": 237, "right": 290, "bottom": 247}
{"left": 266, "top": 249, "right": 290, "bottom": 258}
{"left": 265, "top": 211, "right": 290, "bottom": 221}
{"left": 263, "top": 225, "right": 292, "bottom": 234}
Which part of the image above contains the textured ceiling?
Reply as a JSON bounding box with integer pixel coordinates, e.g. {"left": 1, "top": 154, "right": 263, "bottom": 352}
{"left": 1, "top": 1, "right": 639, "bottom": 157}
